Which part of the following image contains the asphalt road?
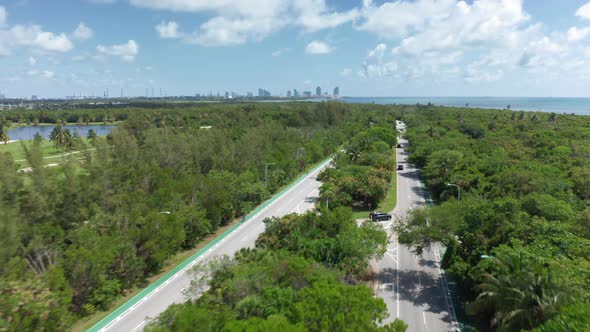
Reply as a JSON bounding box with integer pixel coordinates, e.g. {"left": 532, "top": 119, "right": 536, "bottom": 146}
{"left": 98, "top": 160, "right": 328, "bottom": 332}
{"left": 375, "top": 121, "right": 459, "bottom": 332}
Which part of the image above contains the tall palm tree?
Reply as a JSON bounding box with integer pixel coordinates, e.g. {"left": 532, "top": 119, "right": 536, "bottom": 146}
{"left": 470, "top": 251, "right": 563, "bottom": 331}
{"left": 0, "top": 126, "right": 9, "bottom": 144}
{"left": 49, "top": 125, "right": 66, "bottom": 149}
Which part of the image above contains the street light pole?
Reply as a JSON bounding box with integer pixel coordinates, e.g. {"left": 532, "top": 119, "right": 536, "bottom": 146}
{"left": 265, "top": 162, "right": 275, "bottom": 188}
{"left": 446, "top": 183, "right": 461, "bottom": 201}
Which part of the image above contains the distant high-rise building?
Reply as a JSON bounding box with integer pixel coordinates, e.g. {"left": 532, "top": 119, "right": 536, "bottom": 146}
{"left": 287, "top": 90, "right": 292, "bottom": 98}
{"left": 294, "top": 89, "right": 299, "bottom": 97}
{"left": 247, "top": 91, "right": 253, "bottom": 97}
{"left": 31, "top": 95, "right": 38, "bottom": 100}
{"left": 224, "top": 91, "right": 230, "bottom": 98}
{"left": 333, "top": 86, "right": 340, "bottom": 96}
{"left": 258, "top": 88, "right": 271, "bottom": 97}
{"left": 316, "top": 86, "right": 321, "bottom": 96}
{"left": 303, "top": 91, "right": 312, "bottom": 97}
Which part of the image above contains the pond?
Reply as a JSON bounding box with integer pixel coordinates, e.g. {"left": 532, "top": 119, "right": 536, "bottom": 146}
{"left": 7, "top": 125, "right": 114, "bottom": 141}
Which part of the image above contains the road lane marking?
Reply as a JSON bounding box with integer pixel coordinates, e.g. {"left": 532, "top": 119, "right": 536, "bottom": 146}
{"left": 422, "top": 311, "right": 427, "bottom": 326}
{"left": 385, "top": 252, "right": 398, "bottom": 264}
{"left": 291, "top": 188, "right": 319, "bottom": 213}
{"left": 131, "top": 320, "right": 146, "bottom": 332}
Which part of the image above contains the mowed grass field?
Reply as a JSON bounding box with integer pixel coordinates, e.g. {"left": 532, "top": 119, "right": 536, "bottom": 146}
{"left": 0, "top": 138, "right": 94, "bottom": 169}
{"left": 0, "top": 140, "right": 67, "bottom": 161}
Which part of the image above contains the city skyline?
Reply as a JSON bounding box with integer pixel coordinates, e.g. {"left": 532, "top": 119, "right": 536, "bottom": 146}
{"left": 2, "top": 1, "right": 590, "bottom": 98}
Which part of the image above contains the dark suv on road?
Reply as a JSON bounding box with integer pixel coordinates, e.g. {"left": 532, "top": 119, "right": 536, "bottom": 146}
{"left": 369, "top": 212, "right": 392, "bottom": 221}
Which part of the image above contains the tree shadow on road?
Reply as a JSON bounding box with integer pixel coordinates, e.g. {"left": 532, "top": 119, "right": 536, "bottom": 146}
{"left": 378, "top": 267, "right": 453, "bottom": 324}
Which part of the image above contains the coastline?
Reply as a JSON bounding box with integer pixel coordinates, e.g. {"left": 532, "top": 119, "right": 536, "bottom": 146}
{"left": 341, "top": 96, "right": 590, "bottom": 115}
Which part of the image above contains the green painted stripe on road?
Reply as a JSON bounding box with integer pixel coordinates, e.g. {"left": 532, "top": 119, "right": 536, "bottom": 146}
{"left": 87, "top": 157, "right": 332, "bottom": 332}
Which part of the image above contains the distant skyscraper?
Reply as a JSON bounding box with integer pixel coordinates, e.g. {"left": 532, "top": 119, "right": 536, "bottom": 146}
{"left": 224, "top": 91, "right": 230, "bottom": 98}
{"left": 31, "top": 95, "right": 38, "bottom": 100}
{"left": 258, "top": 88, "right": 271, "bottom": 97}
{"left": 294, "top": 89, "right": 299, "bottom": 97}
{"left": 304, "top": 91, "right": 312, "bottom": 97}
{"left": 287, "top": 90, "right": 292, "bottom": 98}
{"left": 316, "top": 86, "right": 321, "bottom": 96}
{"left": 333, "top": 86, "right": 339, "bottom": 96}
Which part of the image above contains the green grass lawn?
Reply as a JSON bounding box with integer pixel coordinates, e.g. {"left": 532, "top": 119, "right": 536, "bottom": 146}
{"left": 0, "top": 139, "right": 93, "bottom": 167}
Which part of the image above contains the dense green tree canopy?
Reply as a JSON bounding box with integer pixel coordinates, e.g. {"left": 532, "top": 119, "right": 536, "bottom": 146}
{"left": 397, "top": 105, "right": 590, "bottom": 330}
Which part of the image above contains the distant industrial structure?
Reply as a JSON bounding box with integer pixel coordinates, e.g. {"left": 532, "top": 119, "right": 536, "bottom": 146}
{"left": 257, "top": 88, "right": 271, "bottom": 97}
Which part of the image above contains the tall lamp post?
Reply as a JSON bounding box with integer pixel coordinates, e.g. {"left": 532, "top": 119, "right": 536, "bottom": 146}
{"left": 446, "top": 183, "right": 461, "bottom": 201}
{"left": 265, "top": 162, "right": 275, "bottom": 188}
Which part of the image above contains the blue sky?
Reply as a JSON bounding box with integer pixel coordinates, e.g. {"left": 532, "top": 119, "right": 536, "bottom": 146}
{"left": 1, "top": 0, "right": 590, "bottom": 98}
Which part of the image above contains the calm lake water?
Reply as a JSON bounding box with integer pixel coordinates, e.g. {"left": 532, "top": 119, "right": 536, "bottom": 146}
{"left": 342, "top": 97, "right": 590, "bottom": 116}
{"left": 7, "top": 125, "right": 114, "bottom": 141}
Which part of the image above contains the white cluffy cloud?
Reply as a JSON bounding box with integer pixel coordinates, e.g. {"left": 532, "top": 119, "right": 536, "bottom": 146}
{"left": 97, "top": 40, "right": 139, "bottom": 61}
{"left": 0, "top": 6, "right": 74, "bottom": 55}
{"left": 131, "top": 0, "right": 357, "bottom": 46}
{"left": 0, "top": 24, "right": 74, "bottom": 55}
{"left": 361, "top": 43, "right": 397, "bottom": 78}
{"left": 567, "top": 26, "right": 590, "bottom": 42}
{"left": 577, "top": 2, "right": 590, "bottom": 20}
{"left": 358, "top": 0, "right": 529, "bottom": 55}
{"left": 354, "top": 0, "right": 590, "bottom": 85}
{"left": 305, "top": 40, "right": 332, "bottom": 54}
{"left": 155, "top": 21, "right": 180, "bottom": 38}
{"left": 72, "top": 22, "right": 94, "bottom": 40}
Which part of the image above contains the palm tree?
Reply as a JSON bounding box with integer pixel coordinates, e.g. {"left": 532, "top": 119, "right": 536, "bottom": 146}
{"left": 62, "top": 129, "right": 73, "bottom": 150}
{"left": 0, "top": 126, "right": 9, "bottom": 144}
{"left": 49, "top": 125, "right": 66, "bottom": 149}
{"left": 470, "top": 251, "right": 563, "bottom": 331}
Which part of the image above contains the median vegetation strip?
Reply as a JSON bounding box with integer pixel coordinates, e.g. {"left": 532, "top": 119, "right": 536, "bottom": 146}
{"left": 318, "top": 126, "right": 398, "bottom": 218}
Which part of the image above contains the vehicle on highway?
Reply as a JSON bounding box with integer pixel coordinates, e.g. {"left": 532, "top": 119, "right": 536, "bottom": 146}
{"left": 369, "top": 212, "right": 392, "bottom": 221}
{"left": 397, "top": 164, "right": 404, "bottom": 170}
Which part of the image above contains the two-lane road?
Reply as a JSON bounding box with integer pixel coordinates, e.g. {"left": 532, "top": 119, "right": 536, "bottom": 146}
{"left": 375, "top": 122, "right": 459, "bottom": 331}
{"left": 90, "top": 159, "right": 329, "bottom": 332}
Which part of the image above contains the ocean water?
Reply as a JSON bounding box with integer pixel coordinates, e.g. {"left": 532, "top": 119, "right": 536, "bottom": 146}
{"left": 342, "top": 97, "right": 590, "bottom": 116}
